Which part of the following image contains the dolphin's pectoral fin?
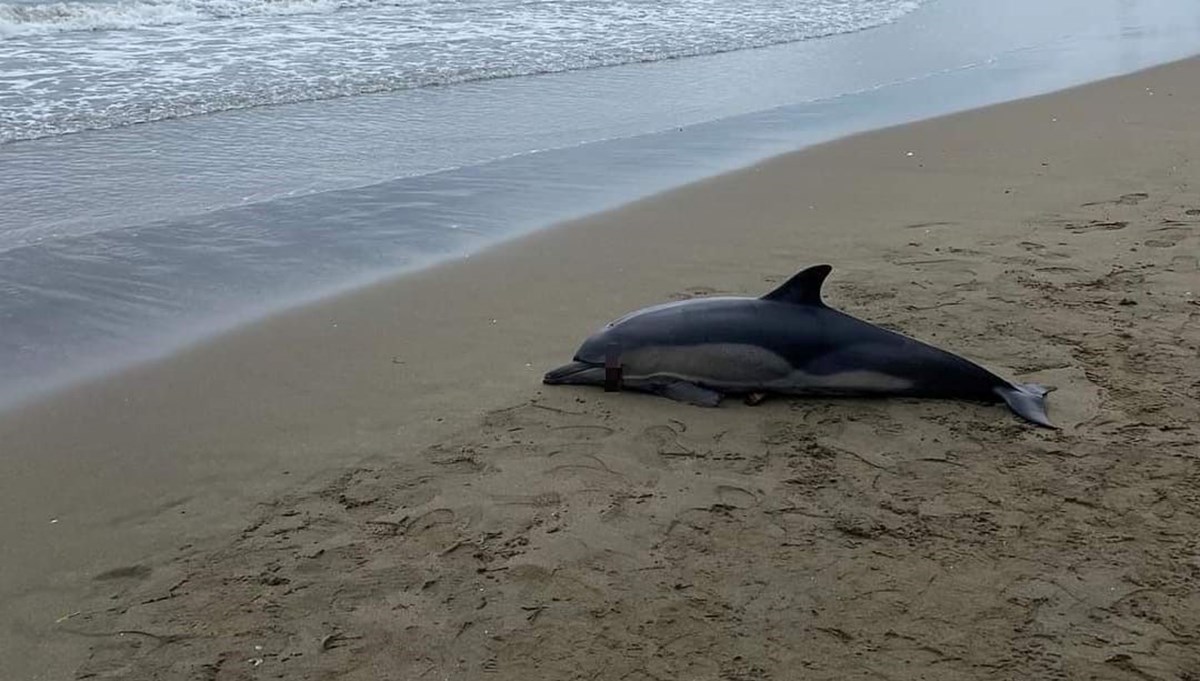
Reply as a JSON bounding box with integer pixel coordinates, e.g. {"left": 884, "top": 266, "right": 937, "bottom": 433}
{"left": 996, "top": 383, "right": 1056, "bottom": 429}
{"left": 744, "top": 392, "right": 769, "bottom": 406}
{"left": 654, "top": 380, "right": 724, "bottom": 407}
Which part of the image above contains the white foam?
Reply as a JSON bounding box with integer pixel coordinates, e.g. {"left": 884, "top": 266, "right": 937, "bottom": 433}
{"left": 0, "top": 0, "right": 406, "bottom": 37}
{"left": 2, "top": 0, "right": 927, "bottom": 143}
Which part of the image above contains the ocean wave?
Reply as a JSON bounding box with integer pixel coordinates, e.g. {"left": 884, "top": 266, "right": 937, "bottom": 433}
{"left": 0, "top": 0, "right": 395, "bottom": 37}
{"left": 1, "top": 0, "right": 927, "bottom": 142}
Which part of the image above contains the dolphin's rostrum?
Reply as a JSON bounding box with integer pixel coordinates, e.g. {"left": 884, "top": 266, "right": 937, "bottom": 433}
{"left": 543, "top": 265, "right": 1053, "bottom": 427}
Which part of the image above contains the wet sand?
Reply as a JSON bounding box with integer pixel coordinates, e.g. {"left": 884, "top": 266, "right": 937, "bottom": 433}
{"left": 3, "top": 58, "right": 1199, "bottom": 680}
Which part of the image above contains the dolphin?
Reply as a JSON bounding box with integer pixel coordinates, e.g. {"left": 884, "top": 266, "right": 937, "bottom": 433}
{"left": 543, "top": 264, "right": 1053, "bottom": 427}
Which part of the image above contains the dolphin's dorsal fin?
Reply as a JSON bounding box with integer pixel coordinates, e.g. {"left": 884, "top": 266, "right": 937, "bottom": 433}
{"left": 761, "top": 264, "right": 832, "bottom": 306}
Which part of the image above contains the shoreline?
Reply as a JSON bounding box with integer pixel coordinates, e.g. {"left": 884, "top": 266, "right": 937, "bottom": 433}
{"left": 4, "top": 56, "right": 1200, "bottom": 678}
{"left": 6, "top": 0, "right": 1200, "bottom": 413}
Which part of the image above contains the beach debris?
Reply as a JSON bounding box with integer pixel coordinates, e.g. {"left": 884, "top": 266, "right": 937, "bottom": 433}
{"left": 320, "top": 632, "right": 361, "bottom": 651}
{"left": 521, "top": 604, "right": 547, "bottom": 623}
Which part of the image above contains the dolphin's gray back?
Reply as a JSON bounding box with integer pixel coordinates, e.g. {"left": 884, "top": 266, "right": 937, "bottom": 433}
{"left": 578, "top": 296, "right": 1007, "bottom": 402}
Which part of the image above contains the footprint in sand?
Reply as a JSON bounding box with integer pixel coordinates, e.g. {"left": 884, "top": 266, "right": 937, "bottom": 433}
{"left": 1116, "top": 192, "right": 1150, "bottom": 205}
{"left": 93, "top": 564, "right": 153, "bottom": 582}
{"left": 549, "top": 424, "right": 616, "bottom": 442}
{"left": 668, "top": 285, "right": 723, "bottom": 301}
{"left": 1016, "top": 241, "right": 1073, "bottom": 261}
{"left": 944, "top": 246, "right": 987, "bottom": 256}
{"left": 901, "top": 221, "right": 957, "bottom": 230}
{"left": 761, "top": 419, "right": 804, "bottom": 446}
{"left": 1144, "top": 238, "right": 1180, "bottom": 248}
{"left": 1168, "top": 255, "right": 1198, "bottom": 272}
{"left": 639, "top": 423, "right": 697, "bottom": 458}
{"left": 493, "top": 491, "right": 563, "bottom": 508}
{"left": 714, "top": 484, "right": 759, "bottom": 509}
{"left": 392, "top": 507, "right": 474, "bottom": 552}
{"left": 1082, "top": 192, "right": 1149, "bottom": 207}
{"left": 409, "top": 507, "right": 456, "bottom": 534}
{"left": 75, "top": 639, "right": 144, "bottom": 679}
{"left": 1065, "top": 220, "right": 1128, "bottom": 233}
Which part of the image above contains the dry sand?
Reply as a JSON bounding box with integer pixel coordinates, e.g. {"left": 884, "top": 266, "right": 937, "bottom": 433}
{"left": 2, "top": 58, "right": 1199, "bottom": 680}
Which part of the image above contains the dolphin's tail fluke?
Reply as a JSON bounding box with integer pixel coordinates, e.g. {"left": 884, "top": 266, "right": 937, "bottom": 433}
{"left": 996, "top": 383, "right": 1055, "bottom": 428}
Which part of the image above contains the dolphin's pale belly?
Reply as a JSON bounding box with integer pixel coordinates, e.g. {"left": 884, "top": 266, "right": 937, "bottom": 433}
{"left": 620, "top": 343, "right": 914, "bottom": 395}
{"left": 765, "top": 369, "right": 915, "bottom": 395}
{"left": 620, "top": 343, "right": 791, "bottom": 384}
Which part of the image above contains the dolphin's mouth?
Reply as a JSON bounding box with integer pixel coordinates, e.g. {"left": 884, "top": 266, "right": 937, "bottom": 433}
{"left": 543, "top": 360, "right": 603, "bottom": 385}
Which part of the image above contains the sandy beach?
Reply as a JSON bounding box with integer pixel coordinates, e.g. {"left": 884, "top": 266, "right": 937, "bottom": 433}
{"left": 3, "top": 57, "right": 1200, "bottom": 679}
